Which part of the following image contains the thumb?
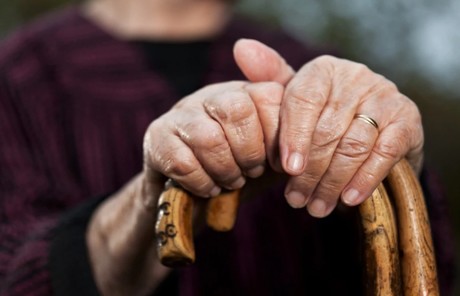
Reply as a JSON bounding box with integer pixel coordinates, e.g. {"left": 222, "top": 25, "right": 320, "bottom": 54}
{"left": 233, "top": 39, "right": 295, "bottom": 85}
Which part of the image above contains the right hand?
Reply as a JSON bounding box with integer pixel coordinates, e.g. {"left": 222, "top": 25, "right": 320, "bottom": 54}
{"left": 234, "top": 39, "right": 424, "bottom": 217}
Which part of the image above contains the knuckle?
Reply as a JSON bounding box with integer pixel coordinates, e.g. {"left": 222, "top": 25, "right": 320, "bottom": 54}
{"left": 318, "top": 172, "right": 345, "bottom": 190}
{"left": 337, "top": 135, "right": 373, "bottom": 160}
{"left": 288, "top": 88, "right": 327, "bottom": 111}
{"left": 312, "top": 125, "right": 342, "bottom": 149}
{"left": 399, "top": 125, "right": 414, "bottom": 147}
{"left": 161, "top": 157, "right": 213, "bottom": 196}
{"left": 314, "top": 55, "right": 368, "bottom": 77}
{"left": 158, "top": 149, "right": 198, "bottom": 178}
{"left": 353, "top": 62, "right": 371, "bottom": 75}
{"left": 405, "top": 97, "right": 422, "bottom": 121}
{"left": 383, "top": 78, "right": 398, "bottom": 92}
{"left": 372, "top": 79, "right": 399, "bottom": 99}
{"left": 291, "top": 171, "right": 320, "bottom": 190}
{"left": 341, "top": 57, "right": 372, "bottom": 74}
{"left": 216, "top": 171, "right": 241, "bottom": 185}
{"left": 249, "top": 81, "right": 284, "bottom": 105}
{"left": 313, "top": 55, "right": 338, "bottom": 67}
{"left": 206, "top": 139, "right": 231, "bottom": 159}
{"left": 184, "top": 121, "right": 227, "bottom": 151}
{"left": 189, "top": 177, "right": 214, "bottom": 196}
{"left": 374, "top": 138, "right": 404, "bottom": 161}
{"left": 317, "top": 181, "right": 343, "bottom": 199}
{"left": 205, "top": 91, "right": 255, "bottom": 124}
{"left": 264, "top": 81, "right": 284, "bottom": 93}
{"left": 241, "top": 149, "right": 265, "bottom": 166}
{"left": 353, "top": 170, "right": 379, "bottom": 189}
{"left": 181, "top": 122, "right": 234, "bottom": 157}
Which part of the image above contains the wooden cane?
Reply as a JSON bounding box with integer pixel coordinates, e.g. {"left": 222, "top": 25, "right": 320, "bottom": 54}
{"left": 155, "top": 159, "right": 439, "bottom": 296}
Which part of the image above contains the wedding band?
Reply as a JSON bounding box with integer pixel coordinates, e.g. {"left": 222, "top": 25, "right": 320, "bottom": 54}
{"left": 354, "top": 114, "right": 379, "bottom": 129}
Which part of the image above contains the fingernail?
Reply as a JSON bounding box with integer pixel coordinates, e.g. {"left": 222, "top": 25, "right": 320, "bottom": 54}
{"left": 308, "top": 199, "right": 328, "bottom": 218}
{"left": 287, "top": 152, "right": 304, "bottom": 173}
{"left": 210, "top": 186, "right": 221, "bottom": 197}
{"left": 230, "top": 176, "right": 246, "bottom": 189}
{"left": 286, "top": 191, "right": 307, "bottom": 208}
{"left": 342, "top": 188, "right": 360, "bottom": 205}
{"left": 246, "top": 165, "right": 265, "bottom": 178}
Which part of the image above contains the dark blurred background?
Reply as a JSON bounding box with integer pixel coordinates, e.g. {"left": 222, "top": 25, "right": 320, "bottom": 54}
{"left": 1, "top": 0, "right": 459, "bottom": 292}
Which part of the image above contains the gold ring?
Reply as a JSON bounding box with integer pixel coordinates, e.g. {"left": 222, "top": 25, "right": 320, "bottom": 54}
{"left": 354, "top": 114, "right": 379, "bottom": 129}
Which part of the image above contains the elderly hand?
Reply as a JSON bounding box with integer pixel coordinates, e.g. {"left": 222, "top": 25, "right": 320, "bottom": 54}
{"left": 144, "top": 80, "right": 285, "bottom": 198}
{"left": 235, "top": 39, "right": 424, "bottom": 218}
{"left": 87, "top": 79, "right": 284, "bottom": 295}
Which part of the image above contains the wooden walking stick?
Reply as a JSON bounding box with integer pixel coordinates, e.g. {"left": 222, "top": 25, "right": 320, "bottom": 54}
{"left": 155, "top": 159, "right": 440, "bottom": 295}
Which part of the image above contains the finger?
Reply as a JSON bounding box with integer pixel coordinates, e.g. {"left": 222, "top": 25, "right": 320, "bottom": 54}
{"left": 283, "top": 61, "right": 385, "bottom": 211}
{"left": 341, "top": 109, "right": 423, "bottom": 206}
{"left": 203, "top": 88, "right": 266, "bottom": 178}
{"left": 279, "top": 55, "right": 336, "bottom": 176}
{"left": 174, "top": 109, "right": 246, "bottom": 191}
{"left": 146, "top": 119, "right": 220, "bottom": 197}
{"left": 233, "top": 39, "right": 295, "bottom": 84}
{"left": 244, "top": 82, "right": 284, "bottom": 171}
{"left": 307, "top": 116, "right": 379, "bottom": 217}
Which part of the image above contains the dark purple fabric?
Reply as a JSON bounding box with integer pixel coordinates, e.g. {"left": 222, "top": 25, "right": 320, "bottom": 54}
{"left": 0, "top": 5, "right": 454, "bottom": 296}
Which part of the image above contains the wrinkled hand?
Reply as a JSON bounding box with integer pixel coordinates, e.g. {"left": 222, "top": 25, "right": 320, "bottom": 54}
{"left": 88, "top": 79, "right": 283, "bottom": 295}
{"left": 143, "top": 81, "right": 284, "bottom": 199}
{"left": 235, "top": 39, "right": 424, "bottom": 218}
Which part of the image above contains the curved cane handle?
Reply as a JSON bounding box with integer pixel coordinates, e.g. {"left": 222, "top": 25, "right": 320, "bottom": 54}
{"left": 360, "top": 182, "right": 401, "bottom": 295}
{"left": 360, "top": 159, "right": 439, "bottom": 295}
{"left": 387, "top": 159, "right": 439, "bottom": 295}
{"left": 155, "top": 180, "right": 240, "bottom": 267}
{"left": 155, "top": 180, "right": 195, "bottom": 267}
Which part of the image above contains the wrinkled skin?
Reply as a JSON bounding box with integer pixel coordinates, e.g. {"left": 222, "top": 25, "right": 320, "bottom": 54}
{"left": 87, "top": 40, "right": 423, "bottom": 295}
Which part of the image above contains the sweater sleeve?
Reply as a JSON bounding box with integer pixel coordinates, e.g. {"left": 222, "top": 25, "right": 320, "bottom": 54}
{"left": 49, "top": 195, "right": 106, "bottom": 296}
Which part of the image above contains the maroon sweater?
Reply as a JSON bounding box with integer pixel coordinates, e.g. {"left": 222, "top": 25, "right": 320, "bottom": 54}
{"left": 0, "top": 6, "right": 454, "bottom": 296}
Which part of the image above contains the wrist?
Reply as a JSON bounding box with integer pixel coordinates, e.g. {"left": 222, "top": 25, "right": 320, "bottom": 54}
{"left": 86, "top": 174, "right": 170, "bottom": 295}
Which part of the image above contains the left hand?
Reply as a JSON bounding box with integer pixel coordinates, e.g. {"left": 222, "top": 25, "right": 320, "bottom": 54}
{"left": 234, "top": 39, "right": 424, "bottom": 218}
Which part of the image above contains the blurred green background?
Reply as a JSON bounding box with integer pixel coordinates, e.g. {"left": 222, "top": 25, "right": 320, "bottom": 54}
{"left": 1, "top": 0, "right": 459, "bottom": 292}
